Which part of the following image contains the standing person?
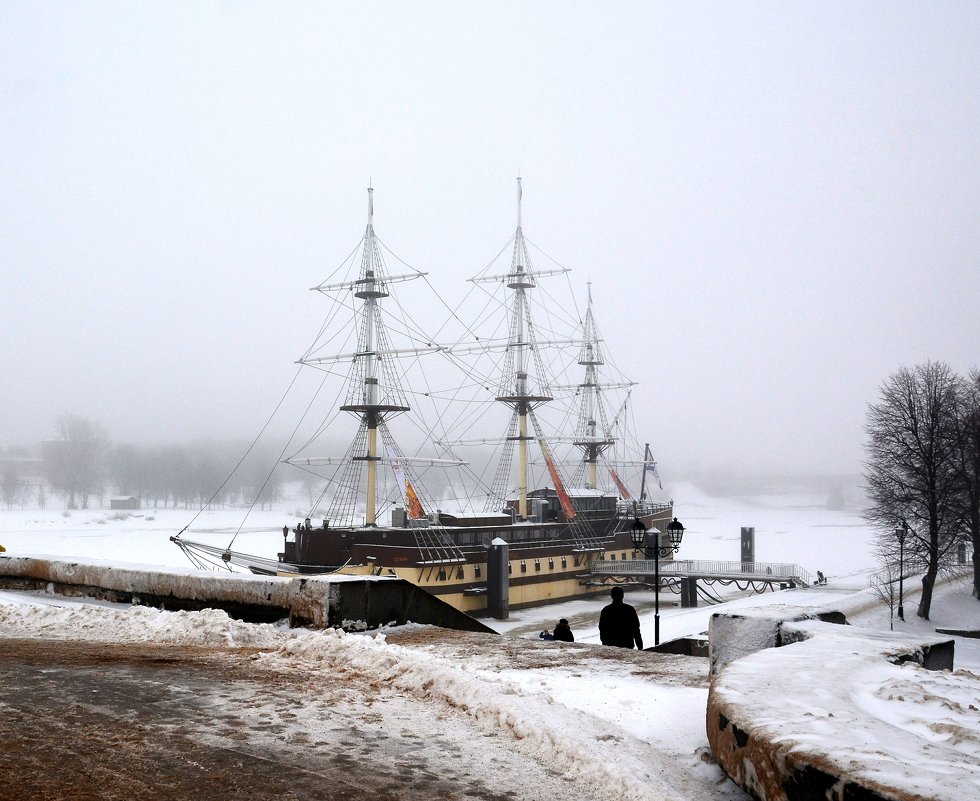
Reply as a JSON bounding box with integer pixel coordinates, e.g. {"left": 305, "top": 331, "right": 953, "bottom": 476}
{"left": 552, "top": 618, "right": 574, "bottom": 642}
{"left": 598, "top": 586, "right": 643, "bottom": 649}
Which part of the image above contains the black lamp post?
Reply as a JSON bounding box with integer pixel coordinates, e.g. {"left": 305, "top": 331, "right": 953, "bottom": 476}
{"left": 630, "top": 516, "right": 685, "bottom": 646}
{"left": 895, "top": 520, "right": 908, "bottom": 622}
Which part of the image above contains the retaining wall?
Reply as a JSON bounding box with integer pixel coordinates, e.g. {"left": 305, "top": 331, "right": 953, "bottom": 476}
{"left": 0, "top": 556, "right": 495, "bottom": 634}
{"left": 707, "top": 608, "right": 971, "bottom": 801}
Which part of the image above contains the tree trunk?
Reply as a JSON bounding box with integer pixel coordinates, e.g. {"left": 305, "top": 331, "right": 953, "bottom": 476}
{"left": 972, "top": 503, "right": 980, "bottom": 600}
{"left": 973, "top": 537, "right": 979, "bottom": 600}
{"left": 918, "top": 569, "right": 937, "bottom": 620}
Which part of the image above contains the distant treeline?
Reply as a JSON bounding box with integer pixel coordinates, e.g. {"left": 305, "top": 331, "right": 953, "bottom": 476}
{"left": 0, "top": 414, "right": 290, "bottom": 511}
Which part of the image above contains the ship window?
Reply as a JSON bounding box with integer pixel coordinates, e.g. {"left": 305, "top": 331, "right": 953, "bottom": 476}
{"left": 474, "top": 564, "right": 482, "bottom": 578}
{"left": 610, "top": 553, "right": 616, "bottom": 561}
{"left": 548, "top": 559, "right": 554, "bottom": 570}
{"left": 520, "top": 561, "right": 527, "bottom": 573}
{"left": 437, "top": 568, "right": 447, "bottom": 581}
{"left": 534, "top": 560, "right": 541, "bottom": 572}
{"left": 508, "top": 563, "right": 512, "bottom": 574}
{"left": 621, "top": 553, "right": 627, "bottom": 561}
{"left": 457, "top": 566, "right": 464, "bottom": 579}
{"left": 561, "top": 557, "right": 567, "bottom": 568}
{"left": 573, "top": 555, "right": 581, "bottom": 567}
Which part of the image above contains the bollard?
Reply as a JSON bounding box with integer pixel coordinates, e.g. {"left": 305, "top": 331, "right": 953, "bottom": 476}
{"left": 486, "top": 537, "right": 510, "bottom": 620}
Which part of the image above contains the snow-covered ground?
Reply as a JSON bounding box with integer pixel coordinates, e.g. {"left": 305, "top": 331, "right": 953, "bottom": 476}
{"left": 1, "top": 484, "right": 977, "bottom": 801}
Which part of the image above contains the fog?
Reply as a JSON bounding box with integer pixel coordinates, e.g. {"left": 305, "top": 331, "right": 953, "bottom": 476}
{"left": 2, "top": 3, "right": 978, "bottom": 482}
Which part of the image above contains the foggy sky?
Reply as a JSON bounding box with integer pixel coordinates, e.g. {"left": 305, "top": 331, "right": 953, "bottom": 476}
{"left": 2, "top": 2, "right": 978, "bottom": 479}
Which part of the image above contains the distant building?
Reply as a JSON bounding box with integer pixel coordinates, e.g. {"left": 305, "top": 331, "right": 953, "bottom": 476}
{"left": 109, "top": 496, "right": 141, "bottom": 511}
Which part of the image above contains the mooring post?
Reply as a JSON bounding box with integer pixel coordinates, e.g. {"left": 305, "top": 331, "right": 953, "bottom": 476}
{"left": 741, "top": 527, "right": 755, "bottom": 573}
{"left": 681, "top": 576, "right": 698, "bottom": 608}
{"left": 486, "top": 537, "right": 509, "bottom": 620}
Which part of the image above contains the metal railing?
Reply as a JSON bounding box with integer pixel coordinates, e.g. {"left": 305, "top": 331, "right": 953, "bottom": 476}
{"left": 615, "top": 500, "right": 672, "bottom": 519}
{"left": 592, "top": 558, "right": 812, "bottom": 587}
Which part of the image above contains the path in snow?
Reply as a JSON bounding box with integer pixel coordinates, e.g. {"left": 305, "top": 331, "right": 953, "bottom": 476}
{"left": 0, "top": 601, "right": 749, "bottom": 801}
{"left": 0, "top": 638, "right": 609, "bottom": 801}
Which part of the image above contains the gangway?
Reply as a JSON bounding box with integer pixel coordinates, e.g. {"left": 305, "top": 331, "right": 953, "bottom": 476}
{"left": 589, "top": 558, "right": 812, "bottom": 606}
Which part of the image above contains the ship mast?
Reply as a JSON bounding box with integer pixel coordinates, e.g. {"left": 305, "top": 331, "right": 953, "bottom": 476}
{"left": 490, "top": 178, "right": 553, "bottom": 518}
{"left": 572, "top": 283, "right": 616, "bottom": 489}
{"left": 334, "top": 187, "right": 410, "bottom": 526}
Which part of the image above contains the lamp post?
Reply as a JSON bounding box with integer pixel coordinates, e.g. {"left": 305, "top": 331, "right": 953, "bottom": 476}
{"left": 630, "top": 516, "right": 685, "bottom": 646}
{"left": 895, "top": 520, "right": 908, "bottom": 622}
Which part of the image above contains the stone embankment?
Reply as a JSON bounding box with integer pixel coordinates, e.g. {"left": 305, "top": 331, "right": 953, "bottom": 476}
{"left": 707, "top": 606, "right": 977, "bottom": 801}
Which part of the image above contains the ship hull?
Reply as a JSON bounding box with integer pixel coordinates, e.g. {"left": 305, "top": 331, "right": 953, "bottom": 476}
{"left": 277, "top": 501, "right": 673, "bottom": 614}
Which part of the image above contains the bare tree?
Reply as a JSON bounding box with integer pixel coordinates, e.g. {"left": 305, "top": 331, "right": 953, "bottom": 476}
{"left": 43, "top": 415, "right": 111, "bottom": 509}
{"left": 869, "top": 556, "right": 900, "bottom": 631}
{"left": 864, "top": 362, "right": 962, "bottom": 619}
{"left": 1, "top": 463, "right": 24, "bottom": 509}
{"left": 111, "top": 444, "right": 151, "bottom": 501}
{"left": 951, "top": 369, "right": 980, "bottom": 599}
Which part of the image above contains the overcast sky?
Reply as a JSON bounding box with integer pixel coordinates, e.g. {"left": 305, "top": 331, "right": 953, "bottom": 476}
{"left": 2, "top": 2, "right": 978, "bottom": 479}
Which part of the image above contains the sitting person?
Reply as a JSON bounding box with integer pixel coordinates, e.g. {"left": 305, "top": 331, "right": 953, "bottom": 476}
{"left": 552, "top": 619, "right": 574, "bottom": 642}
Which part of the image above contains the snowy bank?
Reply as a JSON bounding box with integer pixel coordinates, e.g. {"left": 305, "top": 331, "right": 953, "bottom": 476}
{"left": 707, "top": 610, "right": 978, "bottom": 801}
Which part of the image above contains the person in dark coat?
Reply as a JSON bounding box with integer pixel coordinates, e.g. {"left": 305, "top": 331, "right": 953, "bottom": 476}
{"left": 552, "top": 619, "right": 574, "bottom": 642}
{"left": 598, "top": 586, "right": 643, "bottom": 649}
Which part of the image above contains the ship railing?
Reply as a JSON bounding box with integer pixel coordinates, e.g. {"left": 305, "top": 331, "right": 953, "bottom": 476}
{"left": 616, "top": 500, "right": 672, "bottom": 519}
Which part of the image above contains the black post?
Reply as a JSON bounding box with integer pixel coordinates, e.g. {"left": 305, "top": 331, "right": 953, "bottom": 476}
{"left": 654, "top": 529, "right": 661, "bottom": 646}
{"left": 681, "top": 577, "right": 698, "bottom": 608}
{"left": 487, "top": 538, "right": 510, "bottom": 620}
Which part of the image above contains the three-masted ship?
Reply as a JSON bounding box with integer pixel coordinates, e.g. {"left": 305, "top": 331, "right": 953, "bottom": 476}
{"left": 174, "top": 181, "right": 672, "bottom": 613}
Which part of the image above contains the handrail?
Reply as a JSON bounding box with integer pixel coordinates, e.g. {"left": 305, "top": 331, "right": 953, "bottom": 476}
{"left": 592, "top": 558, "right": 812, "bottom": 586}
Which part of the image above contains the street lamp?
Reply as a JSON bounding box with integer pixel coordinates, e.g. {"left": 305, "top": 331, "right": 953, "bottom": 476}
{"left": 895, "top": 520, "right": 908, "bottom": 621}
{"left": 630, "top": 516, "right": 685, "bottom": 646}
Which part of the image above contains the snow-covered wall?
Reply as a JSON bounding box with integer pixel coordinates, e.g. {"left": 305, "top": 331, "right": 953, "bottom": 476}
{"left": 0, "top": 556, "right": 495, "bottom": 634}
{"left": 707, "top": 603, "right": 847, "bottom": 676}
{"left": 707, "top": 610, "right": 971, "bottom": 801}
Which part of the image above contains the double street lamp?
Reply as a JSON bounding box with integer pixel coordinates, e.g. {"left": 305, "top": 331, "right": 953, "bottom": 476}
{"left": 630, "top": 516, "right": 685, "bottom": 646}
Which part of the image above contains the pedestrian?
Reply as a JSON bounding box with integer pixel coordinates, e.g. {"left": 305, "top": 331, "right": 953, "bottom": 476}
{"left": 598, "top": 586, "right": 643, "bottom": 649}
{"left": 552, "top": 618, "right": 574, "bottom": 642}
{"left": 539, "top": 629, "right": 554, "bottom": 641}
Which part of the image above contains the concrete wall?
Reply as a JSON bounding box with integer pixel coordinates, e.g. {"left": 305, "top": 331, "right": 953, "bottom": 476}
{"left": 0, "top": 556, "right": 495, "bottom": 634}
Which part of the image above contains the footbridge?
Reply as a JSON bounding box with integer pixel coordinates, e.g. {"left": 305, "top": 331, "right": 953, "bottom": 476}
{"left": 589, "top": 559, "right": 813, "bottom": 607}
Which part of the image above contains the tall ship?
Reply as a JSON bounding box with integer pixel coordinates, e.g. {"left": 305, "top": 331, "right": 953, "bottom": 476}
{"left": 173, "top": 181, "right": 672, "bottom": 613}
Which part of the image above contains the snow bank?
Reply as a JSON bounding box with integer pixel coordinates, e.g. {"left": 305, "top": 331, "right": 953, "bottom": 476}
{"left": 707, "top": 614, "right": 978, "bottom": 801}
{"left": 0, "top": 595, "right": 704, "bottom": 801}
